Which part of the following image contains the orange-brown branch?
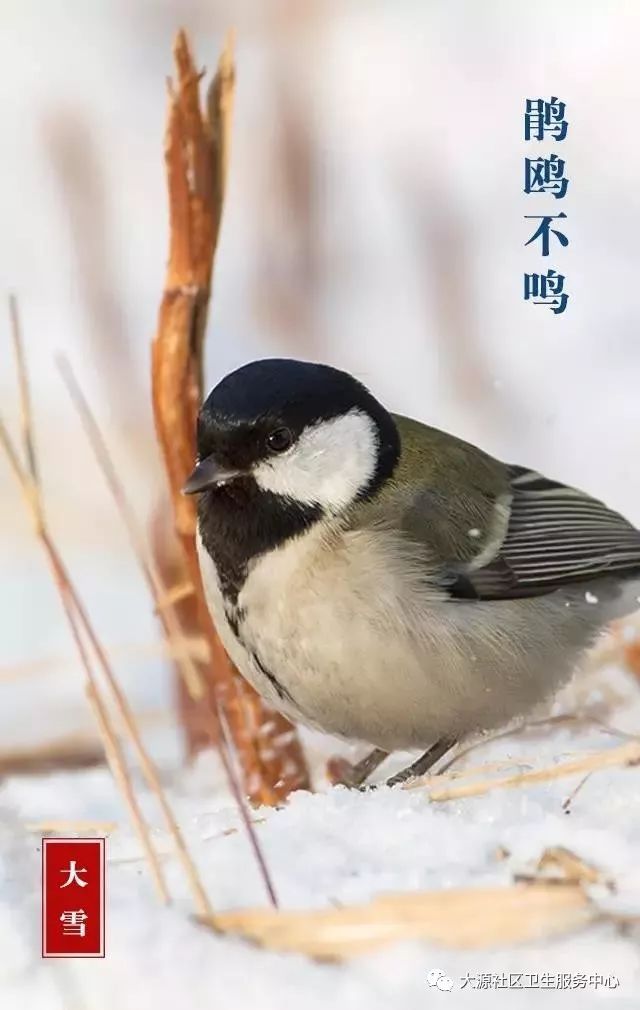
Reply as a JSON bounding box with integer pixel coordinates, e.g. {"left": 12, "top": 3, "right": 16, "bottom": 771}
{"left": 151, "top": 30, "right": 309, "bottom": 804}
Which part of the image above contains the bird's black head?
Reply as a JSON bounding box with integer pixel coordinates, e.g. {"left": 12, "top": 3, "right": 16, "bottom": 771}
{"left": 185, "top": 359, "right": 400, "bottom": 601}
{"left": 185, "top": 358, "right": 399, "bottom": 509}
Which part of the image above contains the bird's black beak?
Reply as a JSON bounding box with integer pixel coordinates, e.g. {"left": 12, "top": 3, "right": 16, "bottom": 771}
{"left": 182, "top": 455, "right": 245, "bottom": 494}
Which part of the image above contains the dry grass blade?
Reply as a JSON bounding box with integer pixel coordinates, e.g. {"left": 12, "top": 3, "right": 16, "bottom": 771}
{"left": 8, "top": 294, "right": 39, "bottom": 490}
{"left": 8, "top": 294, "right": 43, "bottom": 537}
{"left": 0, "top": 641, "right": 207, "bottom": 683}
{"left": 57, "top": 354, "right": 203, "bottom": 701}
{"left": 151, "top": 28, "right": 309, "bottom": 803}
{"left": 422, "top": 741, "right": 640, "bottom": 802}
{"left": 0, "top": 733, "right": 104, "bottom": 776}
{"left": 562, "top": 772, "right": 593, "bottom": 812}
{"left": 435, "top": 714, "right": 582, "bottom": 776}
{"left": 201, "top": 882, "right": 595, "bottom": 958}
{"left": 416, "top": 758, "right": 535, "bottom": 786}
{"left": 84, "top": 680, "right": 170, "bottom": 903}
{"left": 521, "top": 845, "right": 615, "bottom": 890}
{"left": 48, "top": 510, "right": 213, "bottom": 916}
{"left": 0, "top": 419, "right": 169, "bottom": 902}
{"left": 2, "top": 301, "right": 214, "bottom": 919}
{"left": 26, "top": 820, "right": 118, "bottom": 835}
{"left": 433, "top": 711, "right": 637, "bottom": 779}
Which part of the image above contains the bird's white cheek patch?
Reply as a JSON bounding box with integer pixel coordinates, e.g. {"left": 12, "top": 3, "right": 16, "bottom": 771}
{"left": 253, "top": 409, "right": 378, "bottom": 510}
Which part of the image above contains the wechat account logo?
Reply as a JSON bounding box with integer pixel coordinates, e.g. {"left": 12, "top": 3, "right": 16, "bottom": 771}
{"left": 427, "top": 969, "right": 454, "bottom": 991}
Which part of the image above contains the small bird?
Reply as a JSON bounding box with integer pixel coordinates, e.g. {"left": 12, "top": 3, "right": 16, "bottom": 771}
{"left": 184, "top": 358, "right": 640, "bottom": 787}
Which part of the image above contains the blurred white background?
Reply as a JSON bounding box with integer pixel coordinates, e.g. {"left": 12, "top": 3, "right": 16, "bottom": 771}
{"left": 1, "top": 0, "right": 639, "bottom": 754}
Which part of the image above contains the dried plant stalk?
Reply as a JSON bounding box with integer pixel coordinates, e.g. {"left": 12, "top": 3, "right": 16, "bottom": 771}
{"left": 520, "top": 845, "right": 614, "bottom": 890}
{"left": 420, "top": 740, "right": 640, "bottom": 802}
{"left": 26, "top": 821, "right": 118, "bottom": 835}
{"left": 151, "top": 29, "right": 309, "bottom": 803}
{"left": 203, "top": 882, "right": 595, "bottom": 958}
{"left": 58, "top": 355, "right": 205, "bottom": 703}
{"left": 0, "top": 733, "right": 104, "bottom": 776}
{"left": 0, "top": 420, "right": 169, "bottom": 905}
{"left": 84, "top": 679, "right": 170, "bottom": 903}
{"left": 1, "top": 300, "right": 214, "bottom": 919}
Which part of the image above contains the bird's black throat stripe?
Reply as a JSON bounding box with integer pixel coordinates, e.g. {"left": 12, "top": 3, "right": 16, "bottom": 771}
{"left": 197, "top": 476, "right": 322, "bottom": 605}
{"left": 220, "top": 598, "right": 296, "bottom": 706}
{"left": 250, "top": 649, "right": 295, "bottom": 705}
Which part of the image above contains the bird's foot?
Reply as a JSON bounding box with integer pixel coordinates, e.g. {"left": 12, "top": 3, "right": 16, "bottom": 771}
{"left": 326, "top": 747, "right": 389, "bottom": 789}
{"left": 385, "top": 737, "right": 457, "bottom": 787}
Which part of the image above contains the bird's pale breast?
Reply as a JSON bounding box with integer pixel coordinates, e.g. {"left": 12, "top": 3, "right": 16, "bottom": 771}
{"left": 197, "top": 523, "right": 613, "bottom": 750}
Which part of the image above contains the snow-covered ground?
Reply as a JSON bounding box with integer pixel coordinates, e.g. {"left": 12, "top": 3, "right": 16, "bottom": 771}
{"left": 1, "top": 659, "right": 639, "bottom": 1009}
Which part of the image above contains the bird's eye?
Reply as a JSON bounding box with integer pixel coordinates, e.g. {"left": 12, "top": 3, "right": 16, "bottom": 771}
{"left": 266, "top": 426, "right": 293, "bottom": 453}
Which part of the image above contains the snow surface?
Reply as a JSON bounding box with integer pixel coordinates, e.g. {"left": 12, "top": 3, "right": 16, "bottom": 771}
{"left": 1, "top": 663, "right": 639, "bottom": 1009}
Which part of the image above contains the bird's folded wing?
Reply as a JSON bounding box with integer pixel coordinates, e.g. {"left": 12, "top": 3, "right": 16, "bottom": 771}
{"left": 358, "top": 415, "right": 640, "bottom": 601}
{"left": 453, "top": 466, "right": 640, "bottom": 600}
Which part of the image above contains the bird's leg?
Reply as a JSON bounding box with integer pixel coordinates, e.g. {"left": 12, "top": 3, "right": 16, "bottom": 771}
{"left": 327, "top": 747, "right": 389, "bottom": 788}
{"left": 385, "top": 737, "right": 457, "bottom": 788}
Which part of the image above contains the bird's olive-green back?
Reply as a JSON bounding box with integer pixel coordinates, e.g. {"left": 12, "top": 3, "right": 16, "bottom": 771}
{"left": 349, "top": 414, "right": 510, "bottom": 568}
